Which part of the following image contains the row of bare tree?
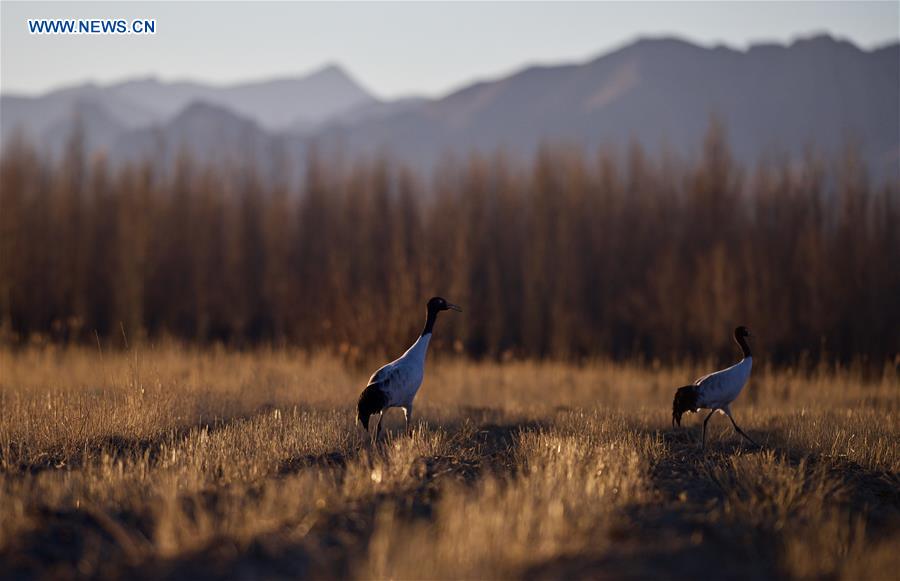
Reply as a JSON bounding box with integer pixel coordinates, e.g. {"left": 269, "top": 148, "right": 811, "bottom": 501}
{"left": 1, "top": 126, "right": 897, "bottom": 365}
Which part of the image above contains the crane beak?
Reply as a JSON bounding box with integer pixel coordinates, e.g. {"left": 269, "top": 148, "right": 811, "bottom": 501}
{"left": 447, "top": 303, "right": 462, "bottom": 312}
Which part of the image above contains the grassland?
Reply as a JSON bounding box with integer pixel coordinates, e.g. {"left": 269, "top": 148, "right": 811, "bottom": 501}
{"left": 0, "top": 346, "right": 897, "bottom": 580}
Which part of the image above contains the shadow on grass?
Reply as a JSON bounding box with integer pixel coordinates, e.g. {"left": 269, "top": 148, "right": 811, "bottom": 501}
{"left": 5, "top": 409, "right": 895, "bottom": 581}
{"left": 525, "top": 417, "right": 900, "bottom": 580}
{"left": 0, "top": 503, "right": 156, "bottom": 580}
{"left": 142, "top": 415, "right": 545, "bottom": 580}
{"left": 522, "top": 423, "right": 781, "bottom": 581}
{"left": 1, "top": 414, "right": 546, "bottom": 580}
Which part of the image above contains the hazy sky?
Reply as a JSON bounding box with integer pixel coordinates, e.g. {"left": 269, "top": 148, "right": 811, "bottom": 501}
{"left": 2, "top": 1, "right": 897, "bottom": 99}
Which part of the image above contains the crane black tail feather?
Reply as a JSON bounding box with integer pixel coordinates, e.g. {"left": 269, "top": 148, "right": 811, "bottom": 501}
{"left": 357, "top": 383, "right": 389, "bottom": 431}
{"left": 672, "top": 385, "right": 700, "bottom": 427}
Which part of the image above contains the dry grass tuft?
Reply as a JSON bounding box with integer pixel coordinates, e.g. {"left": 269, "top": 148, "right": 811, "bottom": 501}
{"left": 0, "top": 346, "right": 897, "bottom": 579}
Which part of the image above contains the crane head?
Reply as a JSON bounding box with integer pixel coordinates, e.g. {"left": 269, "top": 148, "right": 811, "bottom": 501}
{"left": 427, "top": 297, "right": 462, "bottom": 313}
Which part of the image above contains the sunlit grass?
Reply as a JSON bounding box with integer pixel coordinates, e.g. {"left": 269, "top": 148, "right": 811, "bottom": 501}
{"left": 0, "top": 346, "right": 896, "bottom": 579}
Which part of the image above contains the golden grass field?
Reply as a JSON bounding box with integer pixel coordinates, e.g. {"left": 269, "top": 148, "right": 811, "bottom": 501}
{"left": 0, "top": 346, "right": 898, "bottom": 579}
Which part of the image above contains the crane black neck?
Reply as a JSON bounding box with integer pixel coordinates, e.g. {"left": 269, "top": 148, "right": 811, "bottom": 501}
{"left": 736, "top": 334, "right": 752, "bottom": 358}
{"left": 421, "top": 307, "right": 440, "bottom": 337}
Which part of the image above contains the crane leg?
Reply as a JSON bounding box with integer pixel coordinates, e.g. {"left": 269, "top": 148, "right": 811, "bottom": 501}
{"left": 725, "top": 410, "right": 758, "bottom": 447}
{"left": 402, "top": 405, "right": 414, "bottom": 436}
{"left": 375, "top": 411, "right": 384, "bottom": 441}
{"left": 701, "top": 410, "right": 716, "bottom": 450}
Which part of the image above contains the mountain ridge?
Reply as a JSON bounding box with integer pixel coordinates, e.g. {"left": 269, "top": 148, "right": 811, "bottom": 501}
{"left": 2, "top": 34, "right": 897, "bottom": 181}
{"left": 0, "top": 63, "right": 377, "bottom": 148}
{"left": 308, "top": 33, "right": 898, "bottom": 179}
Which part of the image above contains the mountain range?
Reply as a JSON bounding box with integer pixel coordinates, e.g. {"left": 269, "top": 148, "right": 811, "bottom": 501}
{"left": 2, "top": 34, "right": 897, "bottom": 181}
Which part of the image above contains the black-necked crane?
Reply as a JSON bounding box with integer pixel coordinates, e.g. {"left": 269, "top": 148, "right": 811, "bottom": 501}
{"left": 672, "top": 326, "right": 759, "bottom": 449}
{"left": 357, "top": 296, "right": 461, "bottom": 439}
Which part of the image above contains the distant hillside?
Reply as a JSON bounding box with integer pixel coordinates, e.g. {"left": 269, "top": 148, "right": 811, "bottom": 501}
{"left": 110, "top": 102, "right": 280, "bottom": 169}
{"left": 315, "top": 35, "right": 899, "bottom": 180}
{"left": 107, "top": 64, "right": 375, "bottom": 130}
{"left": 2, "top": 35, "right": 897, "bottom": 181}
{"left": 0, "top": 64, "right": 376, "bottom": 156}
{"left": 1, "top": 85, "right": 155, "bottom": 152}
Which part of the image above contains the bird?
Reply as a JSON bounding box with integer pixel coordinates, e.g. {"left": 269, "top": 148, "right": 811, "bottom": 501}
{"left": 357, "top": 296, "right": 461, "bottom": 439}
{"left": 672, "top": 326, "right": 759, "bottom": 449}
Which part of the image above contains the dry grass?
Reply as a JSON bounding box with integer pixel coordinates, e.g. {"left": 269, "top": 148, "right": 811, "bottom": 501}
{"left": 0, "top": 346, "right": 897, "bottom": 579}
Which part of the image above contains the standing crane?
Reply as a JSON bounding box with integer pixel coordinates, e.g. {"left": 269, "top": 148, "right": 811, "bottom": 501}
{"left": 357, "top": 297, "right": 461, "bottom": 439}
{"left": 672, "top": 326, "right": 759, "bottom": 449}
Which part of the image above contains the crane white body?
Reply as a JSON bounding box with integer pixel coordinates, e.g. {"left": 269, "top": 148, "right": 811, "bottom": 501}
{"left": 693, "top": 356, "right": 752, "bottom": 411}
{"left": 368, "top": 333, "right": 430, "bottom": 410}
